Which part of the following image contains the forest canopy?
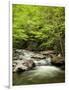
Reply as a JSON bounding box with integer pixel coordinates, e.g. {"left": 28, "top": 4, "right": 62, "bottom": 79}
{"left": 12, "top": 4, "right": 65, "bottom": 56}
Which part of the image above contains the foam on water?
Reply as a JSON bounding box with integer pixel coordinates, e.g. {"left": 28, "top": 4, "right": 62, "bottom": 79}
{"left": 27, "top": 66, "right": 64, "bottom": 78}
{"left": 13, "top": 65, "right": 65, "bottom": 85}
{"left": 22, "top": 50, "right": 35, "bottom": 60}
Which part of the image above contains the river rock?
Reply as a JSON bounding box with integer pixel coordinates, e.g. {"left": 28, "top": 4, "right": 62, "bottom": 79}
{"left": 31, "top": 53, "right": 46, "bottom": 59}
{"left": 13, "top": 60, "right": 35, "bottom": 73}
{"left": 40, "top": 50, "right": 56, "bottom": 56}
{"left": 51, "top": 55, "right": 65, "bottom": 68}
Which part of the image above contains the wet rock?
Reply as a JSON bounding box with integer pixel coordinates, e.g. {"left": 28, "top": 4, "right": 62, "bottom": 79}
{"left": 16, "top": 68, "right": 26, "bottom": 73}
{"left": 19, "top": 55, "right": 25, "bottom": 60}
{"left": 13, "top": 60, "right": 35, "bottom": 73}
{"left": 51, "top": 55, "right": 65, "bottom": 68}
{"left": 40, "top": 50, "right": 56, "bottom": 55}
{"left": 31, "top": 54, "right": 46, "bottom": 59}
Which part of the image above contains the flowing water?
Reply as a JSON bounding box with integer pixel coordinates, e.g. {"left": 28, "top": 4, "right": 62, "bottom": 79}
{"left": 13, "top": 49, "right": 65, "bottom": 85}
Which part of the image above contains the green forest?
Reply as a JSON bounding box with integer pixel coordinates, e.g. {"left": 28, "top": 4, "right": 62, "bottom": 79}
{"left": 13, "top": 4, "right": 65, "bottom": 56}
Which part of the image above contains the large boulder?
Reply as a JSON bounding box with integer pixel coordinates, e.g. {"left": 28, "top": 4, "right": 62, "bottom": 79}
{"left": 51, "top": 55, "right": 65, "bottom": 69}
{"left": 13, "top": 60, "right": 35, "bottom": 73}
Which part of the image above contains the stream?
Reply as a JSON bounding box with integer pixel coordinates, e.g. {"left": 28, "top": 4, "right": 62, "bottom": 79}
{"left": 13, "top": 49, "right": 65, "bottom": 85}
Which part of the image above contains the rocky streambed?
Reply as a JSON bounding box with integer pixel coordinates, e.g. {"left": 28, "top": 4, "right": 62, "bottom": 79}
{"left": 13, "top": 49, "right": 65, "bottom": 85}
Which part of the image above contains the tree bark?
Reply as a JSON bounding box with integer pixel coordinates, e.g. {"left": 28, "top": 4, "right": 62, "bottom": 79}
{"left": 59, "top": 34, "right": 64, "bottom": 56}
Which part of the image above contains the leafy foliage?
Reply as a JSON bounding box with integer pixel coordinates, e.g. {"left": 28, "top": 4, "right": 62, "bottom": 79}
{"left": 13, "top": 4, "right": 65, "bottom": 55}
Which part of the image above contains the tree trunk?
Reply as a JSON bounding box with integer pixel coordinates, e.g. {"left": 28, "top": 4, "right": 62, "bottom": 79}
{"left": 59, "top": 34, "right": 64, "bottom": 56}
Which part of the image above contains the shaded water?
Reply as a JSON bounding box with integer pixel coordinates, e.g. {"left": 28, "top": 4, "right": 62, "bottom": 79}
{"left": 13, "top": 66, "right": 65, "bottom": 85}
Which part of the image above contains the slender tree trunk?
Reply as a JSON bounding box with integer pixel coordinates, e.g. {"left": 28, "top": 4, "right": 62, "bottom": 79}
{"left": 59, "top": 34, "right": 64, "bottom": 56}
